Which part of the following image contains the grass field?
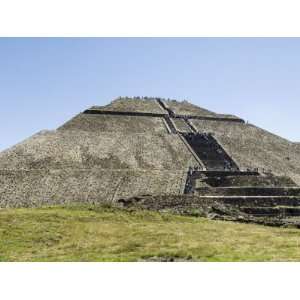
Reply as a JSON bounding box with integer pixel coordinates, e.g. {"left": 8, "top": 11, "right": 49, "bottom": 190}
{"left": 1, "top": 205, "right": 300, "bottom": 261}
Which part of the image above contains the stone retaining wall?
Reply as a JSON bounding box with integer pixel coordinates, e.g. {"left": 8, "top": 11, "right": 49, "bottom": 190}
{"left": 0, "top": 169, "right": 186, "bottom": 208}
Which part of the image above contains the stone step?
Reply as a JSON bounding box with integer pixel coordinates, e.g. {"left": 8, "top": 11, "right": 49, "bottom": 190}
{"left": 195, "top": 171, "right": 259, "bottom": 177}
{"left": 195, "top": 174, "right": 296, "bottom": 187}
{"left": 197, "top": 195, "right": 300, "bottom": 208}
{"left": 195, "top": 187, "right": 300, "bottom": 197}
{"left": 240, "top": 206, "right": 300, "bottom": 217}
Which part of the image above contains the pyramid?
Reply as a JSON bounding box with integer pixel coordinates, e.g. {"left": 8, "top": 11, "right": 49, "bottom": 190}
{"left": 1, "top": 96, "right": 300, "bottom": 224}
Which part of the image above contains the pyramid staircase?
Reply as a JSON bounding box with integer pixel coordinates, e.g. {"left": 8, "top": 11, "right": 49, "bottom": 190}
{"left": 182, "top": 133, "right": 239, "bottom": 171}
{"left": 154, "top": 97, "right": 300, "bottom": 224}
{"left": 185, "top": 170, "right": 300, "bottom": 221}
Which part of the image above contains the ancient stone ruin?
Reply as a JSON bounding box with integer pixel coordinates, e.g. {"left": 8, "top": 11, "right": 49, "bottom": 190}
{"left": 1, "top": 97, "right": 300, "bottom": 226}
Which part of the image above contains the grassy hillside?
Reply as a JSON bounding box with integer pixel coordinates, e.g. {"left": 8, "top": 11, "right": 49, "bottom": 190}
{"left": 0, "top": 205, "right": 300, "bottom": 262}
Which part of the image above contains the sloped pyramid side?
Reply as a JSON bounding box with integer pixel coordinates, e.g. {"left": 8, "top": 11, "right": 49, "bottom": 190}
{"left": 90, "top": 97, "right": 166, "bottom": 114}
{"left": 294, "top": 143, "right": 300, "bottom": 149}
{"left": 162, "top": 99, "right": 240, "bottom": 119}
{"left": 0, "top": 129, "right": 198, "bottom": 170}
{"left": 191, "top": 119, "right": 300, "bottom": 185}
{"left": 0, "top": 100, "right": 200, "bottom": 207}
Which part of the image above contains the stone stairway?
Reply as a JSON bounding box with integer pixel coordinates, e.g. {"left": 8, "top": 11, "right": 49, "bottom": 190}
{"left": 196, "top": 187, "right": 300, "bottom": 196}
{"left": 183, "top": 118, "right": 197, "bottom": 133}
{"left": 163, "top": 116, "right": 177, "bottom": 133}
{"left": 202, "top": 195, "right": 300, "bottom": 207}
{"left": 194, "top": 171, "right": 297, "bottom": 189}
{"left": 184, "top": 170, "right": 300, "bottom": 222}
{"left": 182, "top": 133, "right": 239, "bottom": 171}
{"left": 240, "top": 206, "right": 300, "bottom": 217}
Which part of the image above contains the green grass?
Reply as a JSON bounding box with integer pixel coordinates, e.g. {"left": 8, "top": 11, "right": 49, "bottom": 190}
{"left": 1, "top": 205, "right": 300, "bottom": 261}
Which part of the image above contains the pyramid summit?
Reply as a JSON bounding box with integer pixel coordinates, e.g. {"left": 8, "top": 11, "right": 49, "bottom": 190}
{"left": 1, "top": 97, "right": 300, "bottom": 225}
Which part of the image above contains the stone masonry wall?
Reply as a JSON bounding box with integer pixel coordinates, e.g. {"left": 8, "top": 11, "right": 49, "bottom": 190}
{"left": 0, "top": 169, "right": 185, "bottom": 208}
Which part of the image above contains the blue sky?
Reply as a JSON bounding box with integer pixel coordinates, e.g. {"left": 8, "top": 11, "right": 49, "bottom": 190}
{"left": 0, "top": 37, "right": 299, "bottom": 151}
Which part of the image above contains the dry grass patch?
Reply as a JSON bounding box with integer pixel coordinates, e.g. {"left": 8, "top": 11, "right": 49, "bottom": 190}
{"left": 0, "top": 205, "right": 300, "bottom": 261}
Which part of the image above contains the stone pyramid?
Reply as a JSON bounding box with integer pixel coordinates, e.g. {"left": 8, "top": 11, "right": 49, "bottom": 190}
{"left": 1, "top": 97, "right": 300, "bottom": 224}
